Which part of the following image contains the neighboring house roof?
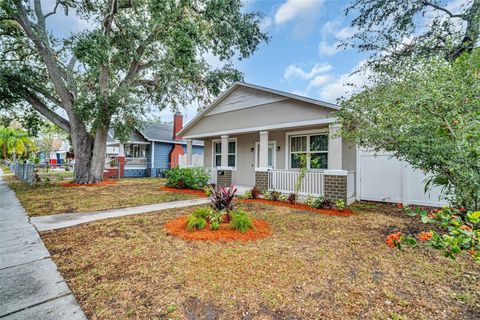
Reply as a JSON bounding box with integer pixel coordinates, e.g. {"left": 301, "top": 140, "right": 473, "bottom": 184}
{"left": 177, "top": 82, "right": 338, "bottom": 138}
{"left": 107, "top": 123, "right": 204, "bottom": 146}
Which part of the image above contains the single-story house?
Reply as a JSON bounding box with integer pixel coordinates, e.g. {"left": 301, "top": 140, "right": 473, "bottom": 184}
{"left": 177, "top": 82, "right": 357, "bottom": 204}
{"left": 106, "top": 113, "right": 204, "bottom": 177}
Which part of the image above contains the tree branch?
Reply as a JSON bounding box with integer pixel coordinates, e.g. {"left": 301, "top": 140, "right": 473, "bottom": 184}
{"left": 44, "top": 0, "right": 60, "bottom": 19}
{"left": 422, "top": 1, "right": 465, "bottom": 18}
{"left": 24, "top": 91, "right": 71, "bottom": 133}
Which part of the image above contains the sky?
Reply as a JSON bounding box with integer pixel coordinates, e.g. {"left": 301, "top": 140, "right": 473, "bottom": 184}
{"left": 43, "top": 0, "right": 466, "bottom": 124}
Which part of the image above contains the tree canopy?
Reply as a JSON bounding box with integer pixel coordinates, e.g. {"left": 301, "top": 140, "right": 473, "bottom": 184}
{"left": 343, "top": 0, "right": 479, "bottom": 68}
{"left": 0, "top": 126, "right": 36, "bottom": 160}
{"left": 0, "top": 0, "right": 268, "bottom": 183}
{"left": 338, "top": 49, "right": 480, "bottom": 210}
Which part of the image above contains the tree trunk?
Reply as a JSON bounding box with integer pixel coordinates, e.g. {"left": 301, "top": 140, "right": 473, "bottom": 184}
{"left": 68, "top": 120, "right": 107, "bottom": 184}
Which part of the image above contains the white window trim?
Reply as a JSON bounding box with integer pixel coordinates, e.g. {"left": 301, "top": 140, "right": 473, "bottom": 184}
{"left": 285, "top": 129, "right": 329, "bottom": 170}
{"left": 211, "top": 137, "right": 237, "bottom": 170}
{"left": 254, "top": 140, "right": 277, "bottom": 169}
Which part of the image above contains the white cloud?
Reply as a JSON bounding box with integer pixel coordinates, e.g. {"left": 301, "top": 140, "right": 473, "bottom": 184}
{"left": 318, "top": 41, "right": 340, "bottom": 56}
{"left": 308, "top": 74, "right": 331, "bottom": 88}
{"left": 284, "top": 63, "right": 332, "bottom": 80}
{"left": 318, "top": 60, "right": 372, "bottom": 103}
{"left": 274, "top": 0, "right": 324, "bottom": 25}
{"left": 318, "top": 19, "right": 356, "bottom": 56}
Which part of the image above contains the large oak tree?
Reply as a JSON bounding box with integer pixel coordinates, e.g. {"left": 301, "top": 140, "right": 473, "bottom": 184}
{"left": 0, "top": 0, "right": 268, "bottom": 183}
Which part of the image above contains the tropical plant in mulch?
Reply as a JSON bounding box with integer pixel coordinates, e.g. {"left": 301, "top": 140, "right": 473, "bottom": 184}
{"left": 386, "top": 206, "right": 480, "bottom": 262}
{"left": 185, "top": 185, "right": 254, "bottom": 233}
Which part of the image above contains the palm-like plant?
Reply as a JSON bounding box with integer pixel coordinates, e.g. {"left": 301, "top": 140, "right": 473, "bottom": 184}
{"left": 0, "top": 127, "right": 36, "bottom": 160}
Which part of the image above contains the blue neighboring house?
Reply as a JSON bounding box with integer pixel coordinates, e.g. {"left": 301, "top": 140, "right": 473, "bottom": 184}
{"left": 106, "top": 113, "right": 204, "bottom": 177}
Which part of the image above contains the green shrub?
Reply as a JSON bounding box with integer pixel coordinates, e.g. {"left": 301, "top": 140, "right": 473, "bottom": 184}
{"left": 165, "top": 167, "right": 210, "bottom": 189}
{"left": 193, "top": 207, "right": 212, "bottom": 219}
{"left": 304, "top": 195, "right": 314, "bottom": 206}
{"left": 335, "top": 199, "right": 346, "bottom": 210}
{"left": 186, "top": 215, "right": 206, "bottom": 230}
{"left": 210, "top": 221, "right": 220, "bottom": 230}
{"left": 230, "top": 209, "right": 253, "bottom": 233}
{"left": 242, "top": 190, "right": 253, "bottom": 199}
{"left": 263, "top": 191, "right": 271, "bottom": 200}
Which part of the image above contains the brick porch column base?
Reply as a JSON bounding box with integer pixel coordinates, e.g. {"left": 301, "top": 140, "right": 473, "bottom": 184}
{"left": 324, "top": 170, "right": 347, "bottom": 202}
{"left": 255, "top": 170, "right": 269, "bottom": 192}
{"left": 216, "top": 169, "right": 232, "bottom": 187}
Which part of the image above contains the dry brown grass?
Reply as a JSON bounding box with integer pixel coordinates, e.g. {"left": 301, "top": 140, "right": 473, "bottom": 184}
{"left": 41, "top": 202, "right": 480, "bottom": 320}
{"left": 5, "top": 177, "right": 198, "bottom": 216}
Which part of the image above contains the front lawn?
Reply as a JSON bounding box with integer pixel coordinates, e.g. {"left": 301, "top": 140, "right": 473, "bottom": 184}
{"left": 5, "top": 177, "right": 200, "bottom": 216}
{"left": 41, "top": 202, "right": 480, "bottom": 319}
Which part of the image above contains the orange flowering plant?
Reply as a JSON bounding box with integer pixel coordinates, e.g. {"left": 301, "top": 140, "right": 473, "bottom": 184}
{"left": 403, "top": 206, "right": 479, "bottom": 262}
{"left": 386, "top": 232, "right": 416, "bottom": 249}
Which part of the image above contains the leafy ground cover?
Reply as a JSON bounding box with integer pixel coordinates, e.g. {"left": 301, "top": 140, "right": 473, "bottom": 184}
{"left": 5, "top": 177, "right": 197, "bottom": 216}
{"left": 41, "top": 201, "right": 480, "bottom": 319}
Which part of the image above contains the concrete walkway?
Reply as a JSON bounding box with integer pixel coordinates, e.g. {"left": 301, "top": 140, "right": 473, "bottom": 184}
{"left": 0, "top": 172, "right": 86, "bottom": 319}
{"left": 32, "top": 197, "right": 210, "bottom": 232}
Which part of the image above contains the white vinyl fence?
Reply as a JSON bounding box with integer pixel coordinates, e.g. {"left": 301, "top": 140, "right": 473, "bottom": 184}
{"left": 268, "top": 169, "right": 324, "bottom": 196}
{"left": 178, "top": 154, "right": 203, "bottom": 168}
{"left": 359, "top": 150, "right": 448, "bottom": 207}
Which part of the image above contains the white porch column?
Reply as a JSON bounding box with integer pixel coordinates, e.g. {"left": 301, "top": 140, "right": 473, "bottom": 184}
{"left": 186, "top": 139, "right": 193, "bottom": 166}
{"left": 258, "top": 131, "right": 269, "bottom": 170}
{"left": 220, "top": 135, "right": 229, "bottom": 168}
{"left": 328, "top": 123, "right": 342, "bottom": 170}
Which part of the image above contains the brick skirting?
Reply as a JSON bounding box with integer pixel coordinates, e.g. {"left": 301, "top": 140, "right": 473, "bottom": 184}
{"left": 217, "top": 170, "right": 232, "bottom": 187}
{"left": 255, "top": 171, "right": 269, "bottom": 192}
{"left": 324, "top": 175, "right": 347, "bottom": 202}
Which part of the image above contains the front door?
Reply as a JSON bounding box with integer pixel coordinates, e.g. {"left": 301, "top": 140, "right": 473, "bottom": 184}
{"left": 255, "top": 141, "right": 276, "bottom": 169}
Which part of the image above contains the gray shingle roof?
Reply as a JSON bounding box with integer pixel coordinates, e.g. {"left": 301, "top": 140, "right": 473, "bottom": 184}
{"left": 107, "top": 122, "right": 203, "bottom": 146}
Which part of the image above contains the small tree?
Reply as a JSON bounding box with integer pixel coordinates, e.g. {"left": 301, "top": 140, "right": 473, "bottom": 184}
{"left": 0, "top": 126, "right": 36, "bottom": 160}
{"left": 338, "top": 50, "right": 480, "bottom": 210}
{"left": 293, "top": 153, "right": 319, "bottom": 198}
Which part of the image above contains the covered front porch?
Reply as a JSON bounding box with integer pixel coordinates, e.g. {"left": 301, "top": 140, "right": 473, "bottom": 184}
{"left": 183, "top": 122, "right": 356, "bottom": 204}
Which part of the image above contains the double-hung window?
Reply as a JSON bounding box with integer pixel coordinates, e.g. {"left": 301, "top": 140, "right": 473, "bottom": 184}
{"left": 290, "top": 133, "right": 328, "bottom": 169}
{"left": 213, "top": 139, "right": 236, "bottom": 168}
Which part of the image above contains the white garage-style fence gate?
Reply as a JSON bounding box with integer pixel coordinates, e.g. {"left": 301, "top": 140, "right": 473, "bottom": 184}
{"left": 358, "top": 150, "right": 448, "bottom": 207}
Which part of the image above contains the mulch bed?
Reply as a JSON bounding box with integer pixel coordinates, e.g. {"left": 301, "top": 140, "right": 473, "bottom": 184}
{"left": 61, "top": 180, "right": 118, "bottom": 188}
{"left": 159, "top": 186, "right": 207, "bottom": 197}
{"left": 237, "top": 198, "right": 353, "bottom": 217}
{"left": 165, "top": 215, "right": 271, "bottom": 242}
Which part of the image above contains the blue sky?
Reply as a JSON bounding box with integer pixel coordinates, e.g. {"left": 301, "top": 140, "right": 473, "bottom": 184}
{"left": 240, "top": 0, "right": 368, "bottom": 103}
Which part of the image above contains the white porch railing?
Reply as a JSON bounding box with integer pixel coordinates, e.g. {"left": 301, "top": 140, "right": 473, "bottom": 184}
{"left": 268, "top": 169, "right": 324, "bottom": 196}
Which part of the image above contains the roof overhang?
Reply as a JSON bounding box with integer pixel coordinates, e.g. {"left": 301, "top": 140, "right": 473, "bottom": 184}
{"left": 182, "top": 117, "right": 337, "bottom": 139}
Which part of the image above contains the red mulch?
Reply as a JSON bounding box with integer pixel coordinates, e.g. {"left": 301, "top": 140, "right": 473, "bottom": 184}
{"left": 61, "top": 180, "right": 118, "bottom": 188}
{"left": 165, "top": 216, "right": 271, "bottom": 242}
{"left": 159, "top": 186, "right": 207, "bottom": 197}
{"left": 237, "top": 198, "right": 353, "bottom": 217}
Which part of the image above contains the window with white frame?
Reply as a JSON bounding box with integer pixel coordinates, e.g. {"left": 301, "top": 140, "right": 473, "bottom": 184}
{"left": 290, "top": 134, "right": 328, "bottom": 169}
{"left": 213, "top": 139, "right": 236, "bottom": 168}
{"left": 124, "top": 144, "right": 146, "bottom": 158}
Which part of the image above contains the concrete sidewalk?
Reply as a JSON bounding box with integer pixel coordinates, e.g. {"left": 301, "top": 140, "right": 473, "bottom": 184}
{"left": 0, "top": 172, "right": 86, "bottom": 319}
{"left": 32, "top": 197, "right": 210, "bottom": 232}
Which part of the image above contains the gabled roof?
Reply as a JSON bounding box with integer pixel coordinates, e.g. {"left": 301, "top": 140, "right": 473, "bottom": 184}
{"left": 177, "top": 82, "right": 338, "bottom": 137}
{"left": 108, "top": 122, "right": 204, "bottom": 146}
